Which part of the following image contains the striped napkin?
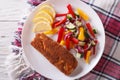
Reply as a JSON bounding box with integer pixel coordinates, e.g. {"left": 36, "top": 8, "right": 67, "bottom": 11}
{"left": 6, "top": 0, "right": 120, "bottom": 80}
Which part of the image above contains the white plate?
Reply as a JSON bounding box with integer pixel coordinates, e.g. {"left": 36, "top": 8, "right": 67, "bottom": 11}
{"left": 21, "top": 0, "right": 105, "bottom": 80}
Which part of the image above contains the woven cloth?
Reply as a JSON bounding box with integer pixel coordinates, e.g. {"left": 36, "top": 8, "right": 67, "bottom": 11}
{"left": 6, "top": 0, "right": 120, "bottom": 80}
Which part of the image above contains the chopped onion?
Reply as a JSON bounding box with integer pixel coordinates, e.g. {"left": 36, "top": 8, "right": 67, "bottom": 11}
{"left": 75, "top": 45, "right": 84, "bottom": 53}
{"left": 79, "top": 41, "right": 85, "bottom": 46}
{"left": 28, "top": 0, "right": 45, "bottom": 6}
{"left": 64, "top": 32, "right": 73, "bottom": 40}
{"left": 76, "top": 53, "right": 81, "bottom": 58}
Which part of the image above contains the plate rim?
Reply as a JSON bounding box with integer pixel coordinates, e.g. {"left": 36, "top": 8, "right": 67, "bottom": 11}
{"left": 21, "top": 0, "right": 105, "bottom": 79}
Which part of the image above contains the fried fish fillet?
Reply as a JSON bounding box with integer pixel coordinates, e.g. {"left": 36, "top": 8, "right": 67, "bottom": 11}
{"left": 31, "top": 33, "right": 78, "bottom": 75}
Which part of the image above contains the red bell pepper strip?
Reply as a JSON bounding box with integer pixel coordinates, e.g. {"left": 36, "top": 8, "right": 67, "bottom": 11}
{"left": 56, "top": 13, "right": 68, "bottom": 17}
{"left": 71, "top": 37, "right": 79, "bottom": 44}
{"left": 84, "top": 44, "right": 88, "bottom": 50}
{"left": 57, "top": 27, "right": 65, "bottom": 43}
{"left": 93, "top": 39, "right": 98, "bottom": 55}
{"left": 93, "top": 46, "right": 96, "bottom": 55}
{"left": 67, "top": 4, "right": 76, "bottom": 18}
{"left": 83, "top": 44, "right": 88, "bottom": 59}
{"left": 94, "top": 39, "right": 98, "bottom": 44}
{"left": 54, "top": 16, "right": 67, "bottom": 28}
{"left": 52, "top": 21, "right": 59, "bottom": 28}
{"left": 65, "top": 37, "right": 70, "bottom": 50}
{"left": 86, "top": 23, "right": 95, "bottom": 38}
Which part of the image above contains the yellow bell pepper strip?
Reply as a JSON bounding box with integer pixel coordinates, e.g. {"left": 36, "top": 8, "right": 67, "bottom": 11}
{"left": 67, "top": 4, "right": 76, "bottom": 18}
{"left": 57, "top": 27, "right": 65, "bottom": 43}
{"left": 43, "top": 28, "right": 58, "bottom": 35}
{"left": 85, "top": 50, "right": 92, "bottom": 64}
{"left": 64, "top": 32, "right": 73, "bottom": 50}
{"left": 77, "top": 8, "right": 89, "bottom": 21}
{"left": 60, "top": 40, "right": 65, "bottom": 45}
{"left": 78, "top": 27, "right": 85, "bottom": 41}
{"left": 83, "top": 44, "right": 88, "bottom": 59}
{"left": 86, "top": 23, "right": 95, "bottom": 38}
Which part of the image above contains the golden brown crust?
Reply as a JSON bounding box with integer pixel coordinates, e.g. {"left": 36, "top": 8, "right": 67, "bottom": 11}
{"left": 31, "top": 33, "right": 78, "bottom": 75}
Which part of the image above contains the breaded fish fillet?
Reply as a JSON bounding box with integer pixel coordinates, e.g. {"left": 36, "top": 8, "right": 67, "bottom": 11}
{"left": 31, "top": 33, "right": 78, "bottom": 75}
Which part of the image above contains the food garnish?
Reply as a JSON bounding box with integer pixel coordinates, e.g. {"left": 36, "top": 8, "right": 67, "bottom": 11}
{"left": 51, "top": 4, "right": 98, "bottom": 63}
{"left": 32, "top": 4, "right": 56, "bottom": 32}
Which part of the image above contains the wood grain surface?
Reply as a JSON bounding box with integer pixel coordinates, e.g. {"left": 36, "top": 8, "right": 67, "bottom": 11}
{"left": 0, "top": 0, "right": 29, "bottom": 79}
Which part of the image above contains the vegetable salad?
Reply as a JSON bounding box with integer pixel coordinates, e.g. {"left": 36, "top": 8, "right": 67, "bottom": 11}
{"left": 44, "top": 4, "right": 98, "bottom": 64}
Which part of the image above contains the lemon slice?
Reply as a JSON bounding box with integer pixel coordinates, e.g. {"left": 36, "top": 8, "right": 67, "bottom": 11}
{"left": 32, "top": 21, "right": 52, "bottom": 32}
{"left": 39, "top": 4, "right": 56, "bottom": 18}
{"left": 34, "top": 10, "right": 53, "bottom": 24}
{"left": 33, "top": 17, "right": 51, "bottom": 24}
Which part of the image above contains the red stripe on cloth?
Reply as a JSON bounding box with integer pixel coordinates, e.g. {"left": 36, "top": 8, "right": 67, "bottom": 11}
{"left": 103, "top": 61, "right": 120, "bottom": 79}
{"left": 96, "top": 11, "right": 107, "bottom": 27}
{"left": 80, "top": 73, "right": 97, "bottom": 80}
{"left": 80, "top": 0, "right": 90, "bottom": 3}
{"left": 106, "top": 18, "right": 120, "bottom": 36}
{"left": 93, "top": 57, "right": 107, "bottom": 72}
{"left": 104, "top": 35, "right": 115, "bottom": 55}
{"left": 113, "top": 1, "right": 120, "bottom": 17}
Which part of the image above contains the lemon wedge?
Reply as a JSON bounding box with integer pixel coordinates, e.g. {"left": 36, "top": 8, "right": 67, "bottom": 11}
{"left": 33, "top": 16, "right": 51, "bottom": 24}
{"left": 39, "top": 4, "right": 56, "bottom": 18}
{"left": 32, "top": 21, "right": 52, "bottom": 32}
{"left": 34, "top": 10, "right": 53, "bottom": 24}
{"left": 32, "top": 4, "right": 56, "bottom": 33}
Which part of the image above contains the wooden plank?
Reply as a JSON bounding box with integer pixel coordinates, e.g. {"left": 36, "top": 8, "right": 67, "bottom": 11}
{"left": 0, "top": 0, "right": 30, "bottom": 79}
{"left": 0, "top": 22, "right": 19, "bottom": 79}
{"left": 0, "top": 0, "right": 30, "bottom": 21}
{"left": 0, "top": 22, "right": 18, "bottom": 49}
